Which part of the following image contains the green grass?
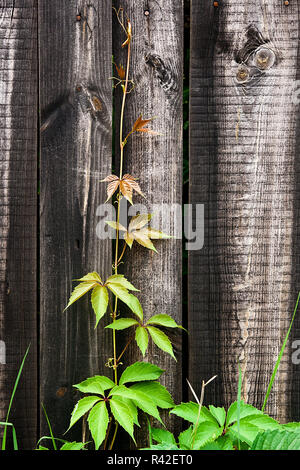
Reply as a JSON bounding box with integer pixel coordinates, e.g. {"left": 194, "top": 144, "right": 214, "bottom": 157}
{"left": 1, "top": 345, "right": 30, "bottom": 450}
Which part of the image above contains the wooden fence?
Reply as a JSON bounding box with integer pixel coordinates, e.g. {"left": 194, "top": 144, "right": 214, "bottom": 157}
{"left": 0, "top": 0, "right": 299, "bottom": 449}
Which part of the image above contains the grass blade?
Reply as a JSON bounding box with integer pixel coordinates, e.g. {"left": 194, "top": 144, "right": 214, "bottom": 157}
{"left": 41, "top": 403, "right": 57, "bottom": 450}
{"left": 262, "top": 292, "right": 300, "bottom": 412}
{"left": 0, "top": 422, "right": 18, "bottom": 450}
{"left": 237, "top": 363, "right": 242, "bottom": 451}
{"left": 1, "top": 344, "right": 30, "bottom": 450}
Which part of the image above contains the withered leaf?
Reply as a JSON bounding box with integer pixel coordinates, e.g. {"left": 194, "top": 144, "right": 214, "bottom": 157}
{"left": 115, "top": 63, "right": 126, "bottom": 80}
{"left": 131, "top": 115, "right": 158, "bottom": 135}
{"left": 106, "top": 214, "right": 172, "bottom": 252}
{"left": 101, "top": 174, "right": 144, "bottom": 204}
{"left": 122, "top": 19, "right": 132, "bottom": 48}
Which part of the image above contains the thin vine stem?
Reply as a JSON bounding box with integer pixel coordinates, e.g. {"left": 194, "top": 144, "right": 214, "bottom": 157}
{"left": 111, "top": 18, "right": 131, "bottom": 415}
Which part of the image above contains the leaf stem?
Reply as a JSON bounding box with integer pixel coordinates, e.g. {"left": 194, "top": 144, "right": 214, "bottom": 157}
{"left": 117, "top": 334, "right": 135, "bottom": 364}
{"left": 109, "top": 422, "right": 119, "bottom": 450}
{"left": 117, "top": 241, "right": 127, "bottom": 266}
{"left": 103, "top": 418, "right": 112, "bottom": 450}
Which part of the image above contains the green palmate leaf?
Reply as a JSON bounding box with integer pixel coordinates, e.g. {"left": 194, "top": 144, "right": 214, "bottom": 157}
{"left": 192, "top": 422, "right": 223, "bottom": 450}
{"left": 75, "top": 272, "right": 102, "bottom": 283}
{"left": 251, "top": 429, "right": 300, "bottom": 450}
{"left": 87, "top": 401, "right": 109, "bottom": 450}
{"left": 105, "top": 318, "right": 139, "bottom": 330}
{"left": 64, "top": 281, "right": 96, "bottom": 311}
{"left": 209, "top": 405, "right": 226, "bottom": 428}
{"left": 91, "top": 286, "right": 109, "bottom": 327}
{"left": 73, "top": 375, "right": 115, "bottom": 396}
{"left": 69, "top": 396, "right": 101, "bottom": 429}
{"left": 135, "top": 326, "right": 149, "bottom": 356}
{"left": 147, "top": 326, "right": 176, "bottom": 360}
{"left": 146, "top": 314, "right": 184, "bottom": 329}
{"left": 119, "top": 362, "right": 164, "bottom": 385}
{"left": 151, "top": 428, "right": 177, "bottom": 446}
{"left": 170, "top": 402, "right": 216, "bottom": 425}
{"left": 110, "top": 397, "right": 136, "bottom": 443}
{"left": 129, "top": 381, "right": 175, "bottom": 409}
{"left": 106, "top": 274, "right": 139, "bottom": 291}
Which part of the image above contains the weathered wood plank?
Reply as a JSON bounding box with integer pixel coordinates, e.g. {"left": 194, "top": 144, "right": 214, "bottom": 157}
{"left": 113, "top": 0, "right": 183, "bottom": 446}
{"left": 189, "top": 0, "right": 300, "bottom": 421}
{"left": 39, "top": 0, "right": 112, "bottom": 440}
{"left": 0, "top": 0, "right": 37, "bottom": 449}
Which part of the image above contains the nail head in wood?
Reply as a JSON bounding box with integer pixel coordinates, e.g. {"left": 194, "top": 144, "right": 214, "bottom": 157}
{"left": 236, "top": 65, "right": 250, "bottom": 83}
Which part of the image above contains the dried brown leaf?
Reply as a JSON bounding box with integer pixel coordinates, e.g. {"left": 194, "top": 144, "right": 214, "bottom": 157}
{"left": 132, "top": 115, "right": 153, "bottom": 132}
{"left": 101, "top": 174, "right": 144, "bottom": 204}
{"left": 115, "top": 63, "right": 126, "bottom": 80}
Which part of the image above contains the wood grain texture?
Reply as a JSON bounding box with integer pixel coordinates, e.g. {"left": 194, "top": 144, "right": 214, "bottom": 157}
{"left": 0, "top": 0, "right": 37, "bottom": 449}
{"left": 189, "top": 0, "right": 300, "bottom": 421}
{"left": 39, "top": 0, "right": 112, "bottom": 439}
{"left": 113, "top": 0, "right": 183, "bottom": 447}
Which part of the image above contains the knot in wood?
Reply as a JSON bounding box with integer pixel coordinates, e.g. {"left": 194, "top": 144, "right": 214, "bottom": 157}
{"left": 236, "top": 65, "right": 250, "bottom": 83}
{"left": 254, "top": 46, "right": 275, "bottom": 70}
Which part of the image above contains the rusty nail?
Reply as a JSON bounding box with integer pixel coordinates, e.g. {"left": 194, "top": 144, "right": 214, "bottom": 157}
{"left": 144, "top": 10, "right": 150, "bottom": 16}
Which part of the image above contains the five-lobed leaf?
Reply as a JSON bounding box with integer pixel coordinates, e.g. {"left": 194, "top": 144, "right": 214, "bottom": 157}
{"left": 106, "top": 214, "right": 172, "bottom": 252}
{"left": 87, "top": 401, "right": 109, "bottom": 450}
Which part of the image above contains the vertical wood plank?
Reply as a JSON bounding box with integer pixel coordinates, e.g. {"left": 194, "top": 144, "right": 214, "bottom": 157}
{"left": 0, "top": 0, "right": 38, "bottom": 449}
{"left": 39, "top": 0, "right": 112, "bottom": 439}
{"left": 189, "top": 0, "right": 300, "bottom": 420}
{"left": 113, "top": 0, "right": 183, "bottom": 446}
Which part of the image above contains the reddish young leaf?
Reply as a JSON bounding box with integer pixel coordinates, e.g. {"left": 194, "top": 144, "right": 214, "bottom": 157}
{"left": 115, "top": 63, "right": 126, "bottom": 80}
